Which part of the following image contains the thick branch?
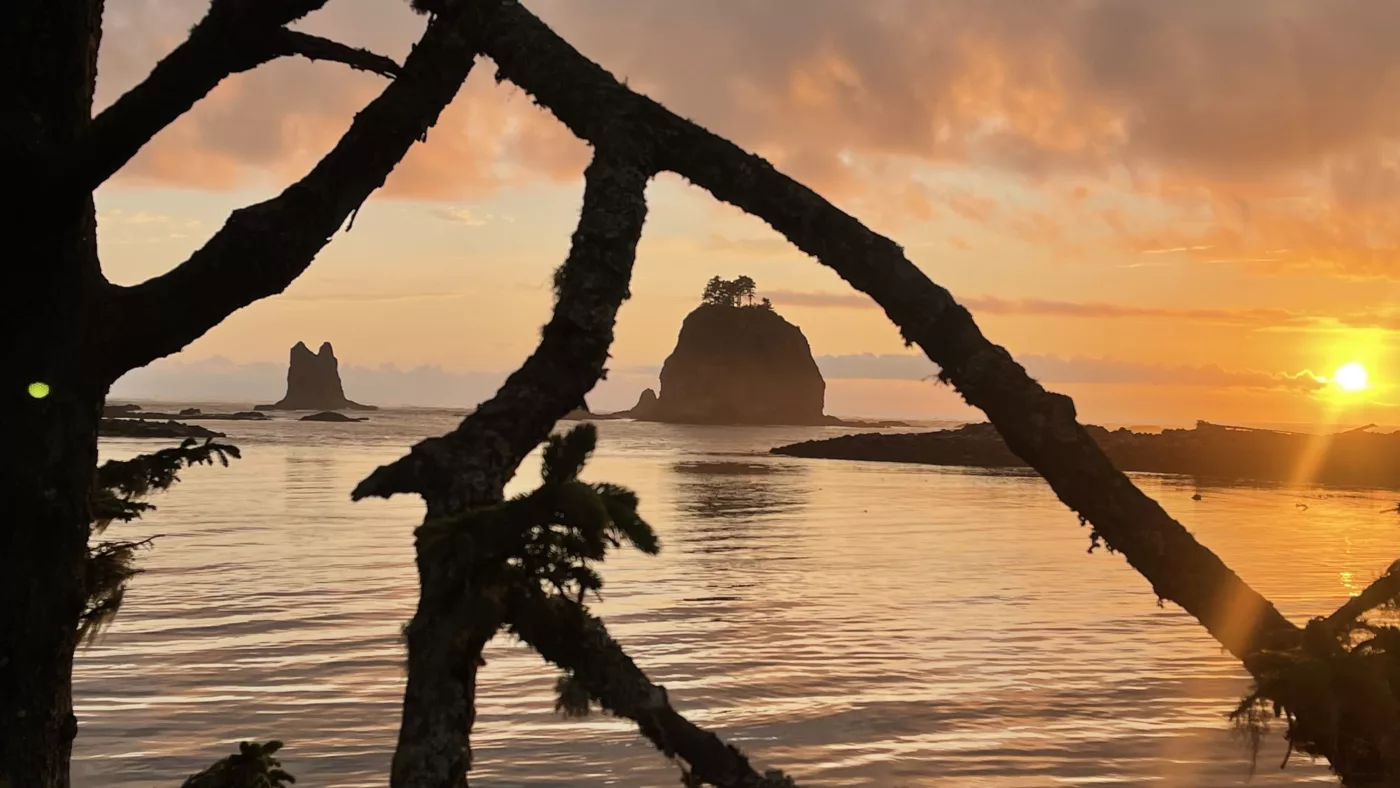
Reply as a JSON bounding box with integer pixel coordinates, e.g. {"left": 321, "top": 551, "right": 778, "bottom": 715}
{"left": 354, "top": 149, "right": 654, "bottom": 504}
{"left": 81, "top": 0, "right": 337, "bottom": 190}
{"left": 471, "top": 0, "right": 1298, "bottom": 662}
{"left": 96, "top": 3, "right": 482, "bottom": 382}
{"left": 375, "top": 149, "right": 652, "bottom": 788}
{"left": 1324, "top": 562, "right": 1400, "bottom": 632}
{"left": 510, "top": 591, "right": 797, "bottom": 788}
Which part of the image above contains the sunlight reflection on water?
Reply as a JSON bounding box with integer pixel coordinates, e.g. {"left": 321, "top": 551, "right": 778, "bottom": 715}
{"left": 72, "top": 409, "right": 1388, "bottom": 786}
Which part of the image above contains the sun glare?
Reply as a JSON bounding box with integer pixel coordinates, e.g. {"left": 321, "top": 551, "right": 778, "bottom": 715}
{"left": 1334, "top": 362, "right": 1368, "bottom": 392}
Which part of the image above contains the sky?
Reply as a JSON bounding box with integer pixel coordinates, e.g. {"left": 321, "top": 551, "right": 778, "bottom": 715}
{"left": 102, "top": 0, "right": 1400, "bottom": 425}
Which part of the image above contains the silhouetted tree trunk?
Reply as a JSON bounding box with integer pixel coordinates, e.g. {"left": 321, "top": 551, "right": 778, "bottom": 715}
{"left": 0, "top": 3, "right": 105, "bottom": 786}
{"left": 1, "top": 2, "right": 476, "bottom": 784}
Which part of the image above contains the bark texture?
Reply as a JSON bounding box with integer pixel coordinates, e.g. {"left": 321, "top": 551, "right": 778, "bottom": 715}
{"left": 2, "top": 3, "right": 481, "bottom": 786}
{"left": 1, "top": 3, "right": 105, "bottom": 787}
{"left": 508, "top": 592, "right": 797, "bottom": 787}
{"left": 360, "top": 148, "right": 653, "bottom": 787}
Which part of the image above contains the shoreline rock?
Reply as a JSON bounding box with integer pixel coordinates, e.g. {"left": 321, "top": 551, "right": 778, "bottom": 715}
{"left": 300, "top": 411, "right": 369, "bottom": 422}
{"left": 100, "top": 418, "right": 226, "bottom": 439}
{"left": 772, "top": 420, "right": 1400, "bottom": 488}
{"left": 103, "top": 404, "right": 268, "bottom": 421}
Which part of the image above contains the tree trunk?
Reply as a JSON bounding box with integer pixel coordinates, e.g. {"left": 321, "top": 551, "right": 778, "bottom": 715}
{"left": 0, "top": 3, "right": 104, "bottom": 786}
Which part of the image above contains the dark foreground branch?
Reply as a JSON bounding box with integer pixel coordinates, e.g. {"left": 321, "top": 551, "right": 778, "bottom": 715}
{"left": 274, "top": 29, "right": 402, "bottom": 79}
{"left": 179, "top": 740, "right": 294, "bottom": 788}
{"left": 97, "top": 3, "right": 483, "bottom": 382}
{"left": 81, "top": 0, "right": 338, "bottom": 191}
{"left": 509, "top": 591, "right": 797, "bottom": 787}
{"left": 472, "top": 0, "right": 1298, "bottom": 663}
{"left": 354, "top": 147, "right": 654, "bottom": 504}
{"left": 367, "top": 149, "right": 652, "bottom": 788}
{"left": 1325, "top": 561, "right": 1400, "bottom": 632}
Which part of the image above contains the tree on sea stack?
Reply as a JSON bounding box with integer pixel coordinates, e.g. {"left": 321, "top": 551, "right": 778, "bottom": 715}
{"left": 5, "top": 1, "right": 1399, "bottom": 787}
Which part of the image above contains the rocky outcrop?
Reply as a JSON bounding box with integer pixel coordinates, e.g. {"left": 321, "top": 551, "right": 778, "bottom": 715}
{"left": 103, "top": 404, "right": 268, "bottom": 421}
{"left": 637, "top": 304, "right": 829, "bottom": 425}
{"left": 100, "top": 419, "right": 225, "bottom": 439}
{"left": 300, "top": 411, "right": 368, "bottom": 422}
{"left": 624, "top": 388, "right": 659, "bottom": 420}
{"left": 258, "top": 341, "right": 376, "bottom": 411}
{"left": 772, "top": 421, "right": 1400, "bottom": 489}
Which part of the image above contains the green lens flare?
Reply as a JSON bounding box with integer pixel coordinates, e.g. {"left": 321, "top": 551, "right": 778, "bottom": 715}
{"left": 28, "top": 381, "right": 50, "bottom": 399}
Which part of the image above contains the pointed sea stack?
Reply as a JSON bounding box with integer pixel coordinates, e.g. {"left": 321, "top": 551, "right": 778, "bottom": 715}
{"left": 257, "top": 341, "right": 376, "bottom": 411}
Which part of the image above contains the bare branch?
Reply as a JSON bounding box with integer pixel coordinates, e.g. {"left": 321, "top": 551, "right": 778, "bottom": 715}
{"left": 80, "top": 0, "right": 335, "bottom": 191}
{"left": 468, "top": 0, "right": 1300, "bottom": 664}
{"left": 274, "top": 29, "right": 401, "bottom": 79}
{"left": 370, "top": 149, "right": 652, "bottom": 788}
{"left": 95, "top": 4, "right": 484, "bottom": 383}
{"left": 510, "top": 591, "right": 798, "bottom": 788}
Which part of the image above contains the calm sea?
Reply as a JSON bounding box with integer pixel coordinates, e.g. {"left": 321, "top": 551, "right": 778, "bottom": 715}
{"left": 74, "top": 407, "right": 1396, "bottom": 786}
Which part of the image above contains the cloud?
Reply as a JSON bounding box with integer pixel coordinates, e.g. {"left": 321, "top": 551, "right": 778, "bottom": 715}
{"left": 814, "top": 353, "right": 1327, "bottom": 391}
{"left": 111, "top": 355, "right": 654, "bottom": 410}
{"left": 432, "top": 207, "right": 487, "bottom": 225}
{"left": 95, "top": 1, "right": 1400, "bottom": 275}
{"left": 95, "top": 1, "right": 588, "bottom": 199}
{"left": 765, "top": 289, "right": 1400, "bottom": 333}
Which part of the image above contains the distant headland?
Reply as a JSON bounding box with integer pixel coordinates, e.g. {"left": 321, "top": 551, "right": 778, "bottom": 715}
{"left": 773, "top": 420, "right": 1400, "bottom": 489}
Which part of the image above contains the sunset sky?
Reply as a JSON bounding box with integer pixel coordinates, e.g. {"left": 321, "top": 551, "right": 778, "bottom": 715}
{"left": 103, "top": 0, "right": 1400, "bottom": 425}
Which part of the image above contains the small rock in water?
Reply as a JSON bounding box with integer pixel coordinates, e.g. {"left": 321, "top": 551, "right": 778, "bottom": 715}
{"left": 299, "top": 411, "right": 369, "bottom": 423}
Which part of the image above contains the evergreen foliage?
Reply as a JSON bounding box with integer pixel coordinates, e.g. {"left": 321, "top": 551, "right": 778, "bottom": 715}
{"left": 1231, "top": 594, "right": 1400, "bottom": 780}
{"left": 700, "top": 275, "right": 761, "bottom": 308}
{"left": 418, "top": 423, "right": 658, "bottom": 605}
{"left": 81, "top": 438, "right": 241, "bottom": 644}
{"left": 416, "top": 424, "right": 659, "bottom": 719}
{"left": 179, "top": 740, "right": 295, "bottom": 788}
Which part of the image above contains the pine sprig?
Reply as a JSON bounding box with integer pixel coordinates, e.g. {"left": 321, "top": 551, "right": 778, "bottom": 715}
{"left": 180, "top": 740, "right": 296, "bottom": 788}
{"left": 420, "top": 424, "right": 660, "bottom": 604}
{"left": 82, "top": 437, "right": 241, "bottom": 645}
{"left": 92, "top": 438, "right": 241, "bottom": 532}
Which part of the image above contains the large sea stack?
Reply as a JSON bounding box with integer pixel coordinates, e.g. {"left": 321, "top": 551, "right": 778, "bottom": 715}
{"left": 258, "top": 341, "right": 376, "bottom": 411}
{"left": 642, "top": 300, "right": 829, "bottom": 425}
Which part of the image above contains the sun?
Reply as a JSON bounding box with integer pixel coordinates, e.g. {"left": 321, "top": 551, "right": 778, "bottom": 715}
{"left": 1334, "top": 362, "right": 1369, "bottom": 392}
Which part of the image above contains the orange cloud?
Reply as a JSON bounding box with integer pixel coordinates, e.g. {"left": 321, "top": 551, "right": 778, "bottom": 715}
{"left": 96, "top": 1, "right": 1400, "bottom": 276}
{"left": 814, "top": 352, "right": 1327, "bottom": 392}
{"left": 765, "top": 289, "right": 1400, "bottom": 334}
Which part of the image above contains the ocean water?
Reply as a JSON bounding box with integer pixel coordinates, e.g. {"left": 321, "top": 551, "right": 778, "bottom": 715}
{"left": 73, "top": 407, "right": 1399, "bottom": 787}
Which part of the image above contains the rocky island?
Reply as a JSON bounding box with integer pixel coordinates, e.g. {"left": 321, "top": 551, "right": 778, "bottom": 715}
{"left": 300, "top": 411, "right": 369, "bottom": 422}
{"left": 773, "top": 420, "right": 1400, "bottom": 489}
{"left": 609, "top": 276, "right": 902, "bottom": 427}
{"left": 100, "top": 417, "right": 226, "bottom": 439}
{"left": 257, "top": 341, "right": 376, "bottom": 411}
{"left": 98, "top": 404, "right": 259, "bottom": 438}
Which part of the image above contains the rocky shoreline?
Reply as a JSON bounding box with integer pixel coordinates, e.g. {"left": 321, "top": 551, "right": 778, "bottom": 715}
{"left": 772, "top": 420, "right": 1400, "bottom": 489}
{"left": 100, "top": 418, "right": 227, "bottom": 439}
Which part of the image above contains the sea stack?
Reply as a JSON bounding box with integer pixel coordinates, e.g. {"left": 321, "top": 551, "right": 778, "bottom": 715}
{"left": 630, "top": 277, "right": 830, "bottom": 425}
{"left": 258, "top": 341, "right": 376, "bottom": 411}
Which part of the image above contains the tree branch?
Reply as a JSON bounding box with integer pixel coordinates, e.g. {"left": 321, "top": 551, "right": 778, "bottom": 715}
{"left": 467, "top": 0, "right": 1300, "bottom": 664}
{"left": 370, "top": 148, "right": 652, "bottom": 788}
{"left": 95, "top": 2, "right": 483, "bottom": 383}
{"left": 273, "top": 29, "right": 401, "bottom": 79}
{"left": 1324, "top": 561, "right": 1400, "bottom": 632}
{"left": 509, "top": 591, "right": 797, "bottom": 788}
{"left": 353, "top": 148, "right": 654, "bottom": 504}
{"left": 81, "top": 0, "right": 337, "bottom": 191}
